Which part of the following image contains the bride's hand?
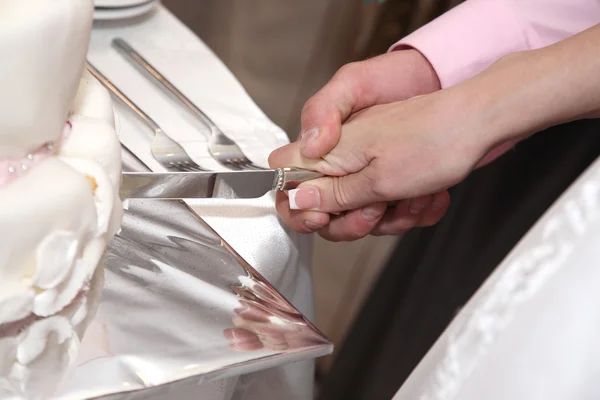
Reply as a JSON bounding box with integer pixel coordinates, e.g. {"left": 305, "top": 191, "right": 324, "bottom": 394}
{"left": 270, "top": 92, "right": 487, "bottom": 240}
{"left": 269, "top": 88, "right": 493, "bottom": 241}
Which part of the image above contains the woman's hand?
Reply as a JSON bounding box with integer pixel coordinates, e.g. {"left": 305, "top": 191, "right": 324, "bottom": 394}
{"left": 270, "top": 88, "right": 491, "bottom": 240}
{"left": 271, "top": 49, "right": 452, "bottom": 241}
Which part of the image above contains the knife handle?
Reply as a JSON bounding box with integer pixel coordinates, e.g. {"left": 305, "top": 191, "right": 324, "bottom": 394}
{"left": 275, "top": 168, "right": 325, "bottom": 191}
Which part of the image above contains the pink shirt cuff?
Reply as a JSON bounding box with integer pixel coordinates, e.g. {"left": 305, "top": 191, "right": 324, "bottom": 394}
{"left": 390, "top": 0, "right": 528, "bottom": 88}
{"left": 391, "top": 0, "right": 600, "bottom": 89}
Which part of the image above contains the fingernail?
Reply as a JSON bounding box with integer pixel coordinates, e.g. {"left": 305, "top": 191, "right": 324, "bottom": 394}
{"left": 289, "top": 187, "right": 321, "bottom": 210}
{"left": 300, "top": 128, "right": 319, "bottom": 150}
{"left": 409, "top": 200, "right": 427, "bottom": 214}
{"left": 305, "top": 219, "right": 325, "bottom": 230}
{"left": 362, "top": 204, "right": 384, "bottom": 221}
{"left": 431, "top": 197, "right": 445, "bottom": 211}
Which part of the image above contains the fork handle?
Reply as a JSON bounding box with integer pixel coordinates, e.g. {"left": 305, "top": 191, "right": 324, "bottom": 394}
{"left": 112, "top": 38, "right": 221, "bottom": 132}
{"left": 86, "top": 62, "right": 162, "bottom": 136}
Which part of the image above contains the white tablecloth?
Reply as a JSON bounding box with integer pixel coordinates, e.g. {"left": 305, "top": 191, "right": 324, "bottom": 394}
{"left": 88, "top": 6, "right": 315, "bottom": 400}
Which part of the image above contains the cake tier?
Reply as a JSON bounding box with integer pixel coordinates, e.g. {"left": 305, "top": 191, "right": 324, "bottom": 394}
{"left": 0, "top": 6, "right": 122, "bottom": 395}
{"left": 0, "top": 157, "right": 101, "bottom": 323}
{"left": 0, "top": 0, "right": 94, "bottom": 157}
{"left": 64, "top": 115, "right": 121, "bottom": 191}
{"left": 0, "top": 78, "right": 121, "bottom": 398}
{"left": 0, "top": 266, "right": 104, "bottom": 400}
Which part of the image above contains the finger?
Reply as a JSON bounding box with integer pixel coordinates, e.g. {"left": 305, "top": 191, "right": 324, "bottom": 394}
{"left": 318, "top": 202, "right": 387, "bottom": 242}
{"left": 234, "top": 303, "right": 272, "bottom": 323}
{"left": 299, "top": 50, "right": 441, "bottom": 160}
{"left": 287, "top": 167, "right": 384, "bottom": 214}
{"left": 275, "top": 191, "right": 330, "bottom": 233}
{"left": 260, "top": 332, "right": 289, "bottom": 351}
{"left": 224, "top": 328, "right": 263, "bottom": 352}
{"left": 268, "top": 131, "right": 367, "bottom": 177}
{"left": 372, "top": 191, "right": 450, "bottom": 235}
{"left": 299, "top": 62, "right": 370, "bottom": 159}
{"left": 268, "top": 141, "right": 326, "bottom": 171}
{"left": 247, "top": 279, "right": 300, "bottom": 314}
{"left": 407, "top": 195, "right": 432, "bottom": 216}
{"left": 372, "top": 200, "right": 423, "bottom": 236}
{"left": 416, "top": 190, "right": 451, "bottom": 226}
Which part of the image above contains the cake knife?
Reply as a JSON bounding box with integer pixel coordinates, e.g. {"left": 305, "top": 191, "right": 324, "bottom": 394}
{"left": 120, "top": 168, "right": 324, "bottom": 200}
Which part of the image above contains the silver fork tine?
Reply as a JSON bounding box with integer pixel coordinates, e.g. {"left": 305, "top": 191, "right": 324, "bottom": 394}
{"left": 232, "top": 160, "right": 253, "bottom": 170}
{"left": 112, "top": 38, "right": 266, "bottom": 171}
{"left": 242, "top": 162, "right": 265, "bottom": 171}
{"left": 236, "top": 160, "right": 263, "bottom": 171}
{"left": 183, "top": 165, "right": 203, "bottom": 172}
{"left": 87, "top": 62, "right": 206, "bottom": 173}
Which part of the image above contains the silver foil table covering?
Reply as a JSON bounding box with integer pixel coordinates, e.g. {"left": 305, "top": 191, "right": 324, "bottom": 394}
{"left": 54, "top": 196, "right": 331, "bottom": 399}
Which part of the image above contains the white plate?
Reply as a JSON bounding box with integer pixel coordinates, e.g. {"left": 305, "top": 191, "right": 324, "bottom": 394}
{"left": 94, "top": 0, "right": 149, "bottom": 7}
{"left": 94, "top": 0, "right": 158, "bottom": 20}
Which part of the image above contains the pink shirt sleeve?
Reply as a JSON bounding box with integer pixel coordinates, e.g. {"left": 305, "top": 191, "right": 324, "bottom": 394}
{"left": 391, "top": 0, "right": 600, "bottom": 88}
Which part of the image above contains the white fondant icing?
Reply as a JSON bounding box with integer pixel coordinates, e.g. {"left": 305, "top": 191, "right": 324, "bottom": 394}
{"left": 72, "top": 69, "right": 116, "bottom": 126}
{"left": 33, "top": 237, "right": 105, "bottom": 318}
{"left": 32, "top": 232, "right": 80, "bottom": 290}
{"left": 0, "top": 261, "right": 105, "bottom": 399}
{"left": 0, "top": 292, "right": 34, "bottom": 326}
{"left": 61, "top": 115, "right": 122, "bottom": 191}
{"left": 0, "top": 0, "right": 94, "bottom": 157}
{"left": 10, "top": 324, "right": 78, "bottom": 400}
{"left": 70, "top": 265, "right": 105, "bottom": 340}
{"left": 0, "top": 158, "right": 98, "bottom": 301}
{"left": 59, "top": 157, "right": 120, "bottom": 238}
{"left": 0, "top": 338, "right": 17, "bottom": 377}
{"left": 16, "top": 317, "right": 72, "bottom": 366}
{"left": 69, "top": 296, "right": 89, "bottom": 329}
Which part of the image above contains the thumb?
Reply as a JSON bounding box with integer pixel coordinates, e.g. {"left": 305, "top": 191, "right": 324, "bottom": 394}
{"left": 287, "top": 167, "right": 382, "bottom": 213}
{"left": 299, "top": 64, "right": 367, "bottom": 160}
{"left": 268, "top": 141, "right": 324, "bottom": 171}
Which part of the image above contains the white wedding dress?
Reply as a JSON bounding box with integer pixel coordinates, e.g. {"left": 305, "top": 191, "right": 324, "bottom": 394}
{"left": 394, "top": 156, "right": 600, "bottom": 400}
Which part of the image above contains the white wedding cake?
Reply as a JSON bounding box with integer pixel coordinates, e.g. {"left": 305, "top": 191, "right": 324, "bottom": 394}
{"left": 0, "top": 1, "right": 122, "bottom": 398}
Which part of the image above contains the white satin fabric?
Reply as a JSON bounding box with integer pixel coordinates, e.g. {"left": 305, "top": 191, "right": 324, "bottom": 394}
{"left": 394, "top": 156, "right": 600, "bottom": 400}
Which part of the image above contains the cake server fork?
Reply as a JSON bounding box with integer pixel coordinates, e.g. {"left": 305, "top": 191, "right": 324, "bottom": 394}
{"left": 112, "top": 38, "right": 265, "bottom": 171}
{"left": 86, "top": 62, "right": 206, "bottom": 173}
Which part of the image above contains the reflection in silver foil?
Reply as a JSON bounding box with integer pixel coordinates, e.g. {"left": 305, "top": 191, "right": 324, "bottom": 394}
{"left": 53, "top": 159, "right": 332, "bottom": 399}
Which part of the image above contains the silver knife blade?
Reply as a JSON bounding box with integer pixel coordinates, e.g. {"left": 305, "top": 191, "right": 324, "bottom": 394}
{"left": 120, "top": 168, "right": 324, "bottom": 200}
